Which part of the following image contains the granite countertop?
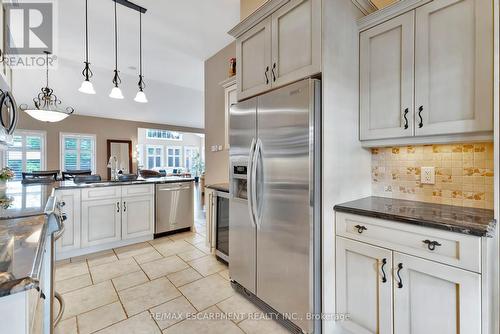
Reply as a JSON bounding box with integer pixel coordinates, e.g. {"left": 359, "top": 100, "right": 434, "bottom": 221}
{"left": 206, "top": 183, "right": 230, "bottom": 193}
{"left": 334, "top": 196, "right": 496, "bottom": 237}
{"left": 56, "top": 176, "right": 194, "bottom": 190}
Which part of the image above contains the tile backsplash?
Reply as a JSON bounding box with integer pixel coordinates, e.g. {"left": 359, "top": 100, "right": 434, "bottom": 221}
{"left": 372, "top": 143, "right": 494, "bottom": 209}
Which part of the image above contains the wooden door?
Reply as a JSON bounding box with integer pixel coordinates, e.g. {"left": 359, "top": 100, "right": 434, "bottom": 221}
{"left": 81, "top": 198, "right": 122, "bottom": 247}
{"left": 336, "top": 237, "right": 393, "bottom": 334}
{"left": 393, "top": 252, "right": 481, "bottom": 334}
{"left": 236, "top": 17, "right": 272, "bottom": 101}
{"left": 121, "top": 195, "right": 154, "bottom": 240}
{"left": 414, "top": 0, "right": 493, "bottom": 136}
{"left": 270, "top": 0, "right": 321, "bottom": 87}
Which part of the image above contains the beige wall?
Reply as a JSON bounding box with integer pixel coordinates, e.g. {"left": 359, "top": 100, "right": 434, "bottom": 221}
{"left": 16, "top": 112, "right": 203, "bottom": 178}
{"left": 204, "top": 42, "right": 236, "bottom": 185}
{"left": 240, "top": 0, "right": 268, "bottom": 19}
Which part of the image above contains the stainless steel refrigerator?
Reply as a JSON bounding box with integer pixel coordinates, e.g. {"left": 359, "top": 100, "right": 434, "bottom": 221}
{"left": 229, "top": 79, "right": 321, "bottom": 334}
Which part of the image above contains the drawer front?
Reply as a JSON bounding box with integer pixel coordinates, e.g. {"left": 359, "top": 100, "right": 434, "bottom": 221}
{"left": 122, "top": 184, "right": 154, "bottom": 197}
{"left": 82, "top": 186, "right": 121, "bottom": 201}
{"left": 336, "top": 212, "right": 481, "bottom": 273}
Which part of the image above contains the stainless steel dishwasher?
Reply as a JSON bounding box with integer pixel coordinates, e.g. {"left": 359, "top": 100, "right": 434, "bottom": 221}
{"left": 155, "top": 182, "right": 194, "bottom": 235}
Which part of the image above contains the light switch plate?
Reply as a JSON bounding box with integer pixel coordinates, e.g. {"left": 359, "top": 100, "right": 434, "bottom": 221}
{"left": 421, "top": 167, "right": 435, "bottom": 184}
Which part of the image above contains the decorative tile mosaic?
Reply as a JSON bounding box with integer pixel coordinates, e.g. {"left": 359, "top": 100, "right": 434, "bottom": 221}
{"left": 372, "top": 143, "right": 494, "bottom": 209}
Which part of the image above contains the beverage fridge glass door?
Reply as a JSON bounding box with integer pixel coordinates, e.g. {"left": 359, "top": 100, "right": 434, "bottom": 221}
{"left": 229, "top": 97, "right": 257, "bottom": 294}
{"left": 255, "top": 79, "right": 320, "bottom": 333}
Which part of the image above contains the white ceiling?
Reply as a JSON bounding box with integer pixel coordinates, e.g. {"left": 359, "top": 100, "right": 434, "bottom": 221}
{"left": 12, "top": 0, "right": 240, "bottom": 129}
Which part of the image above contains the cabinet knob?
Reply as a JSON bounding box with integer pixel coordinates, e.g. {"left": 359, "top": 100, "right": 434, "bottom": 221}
{"left": 354, "top": 225, "right": 367, "bottom": 234}
{"left": 59, "top": 201, "right": 66, "bottom": 208}
{"left": 423, "top": 239, "right": 442, "bottom": 251}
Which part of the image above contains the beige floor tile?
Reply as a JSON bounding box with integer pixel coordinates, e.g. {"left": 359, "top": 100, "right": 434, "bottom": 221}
{"left": 140, "top": 256, "right": 189, "bottom": 279}
{"left": 218, "top": 269, "right": 230, "bottom": 281}
{"left": 167, "top": 268, "right": 203, "bottom": 287}
{"left": 179, "top": 274, "right": 234, "bottom": 311}
{"left": 95, "top": 311, "right": 161, "bottom": 334}
{"left": 56, "top": 273, "right": 92, "bottom": 294}
{"left": 56, "top": 258, "right": 71, "bottom": 266}
{"left": 62, "top": 281, "right": 118, "bottom": 320}
{"left": 217, "top": 294, "right": 263, "bottom": 324}
{"left": 168, "top": 231, "right": 197, "bottom": 241}
{"left": 55, "top": 317, "right": 77, "bottom": 334}
{"left": 238, "top": 318, "right": 290, "bottom": 334}
{"left": 119, "top": 277, "right": 181, "bottom": 316}
{"left": 177, "top": 248, "right": 206, "bottom": 262}
{"left": 193, "top": 241, "right": 212, "bottom": 254}
{"left": 90, "top": 257, "right": 141, "bottom": 283}
{"left": 149, "top": 236, "right": 173, "bottom": 247}
{"left": 153, "top": 240, "right": 198, "bottom": 257}
{"left": 188, "top": 255, "right": 227, "bottom": 276}
{"left": 163, "top": 306, "right": 244, "bottom": 334}
{"left": 87, "top": 251, "right": 119, "bottom": 267}
{"left": 56, "top": 262, "right": 89, "bottom": 282}
{"left": 134, "top": 249, "right": 163, "bottom": 264}
{"left": 150, "top": 296, "right": 196, "bottom": 330}
{"left": 112, "top": 270, "right": 149, "bottom": 291}
{"left": 114, "top": 242, "right": 156, "bottom": 259}
{"left": 77, "top": 302, "right": 126, "bottom": 334}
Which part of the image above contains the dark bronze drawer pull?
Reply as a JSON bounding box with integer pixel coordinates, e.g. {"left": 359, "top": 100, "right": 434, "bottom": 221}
{"left": 396, "top": 263, "right": 403, "bottom": 288}
{"left": 423, "top": 239, "right": 442, "bottom": 251}
{"left": 381, "top": 258, "right": 387, "bottom": 283}
{"left": 354, "top": 225, "right": 367, "bottom": 234}
{"left": 403, "top": 108, "right": 409, "bottom": 129}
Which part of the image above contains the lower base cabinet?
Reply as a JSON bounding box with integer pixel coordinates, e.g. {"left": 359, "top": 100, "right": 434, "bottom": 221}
{"left": 81, "top": 198, "right": 122, "bottom": 248}
{"left": 336, "top": 236, "right": 481, "bottom": 334}
{"left": 122, "top": 195, "right": 154, "bottom": 240}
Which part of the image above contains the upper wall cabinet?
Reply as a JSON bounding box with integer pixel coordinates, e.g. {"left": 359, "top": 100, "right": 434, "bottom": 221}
{"left": 231, "top": 0, "right": 321, "bottom": 101}
{"left": 359, "top": 0, "right": 493, "bottom": 146}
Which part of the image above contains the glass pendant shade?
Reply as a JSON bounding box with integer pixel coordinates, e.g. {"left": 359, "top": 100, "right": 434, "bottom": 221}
{"left": 78, "top": 80, "right": 96, "bottom": 94}
{"left": 134, "top": 90, "right": 147, "bottom": 103}
{"left": 24, "top": 109, "right": 71, "bottom": 123}
{"left": 109, "top": 86, "right": 124, "bottom": 99}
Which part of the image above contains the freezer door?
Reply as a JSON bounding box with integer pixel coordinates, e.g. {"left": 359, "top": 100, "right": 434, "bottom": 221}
{"left": 229, "top": 98, "right": 257, "bottom": 293}
{"left": 255, "top": 79, "right": 320, "bottom": 333}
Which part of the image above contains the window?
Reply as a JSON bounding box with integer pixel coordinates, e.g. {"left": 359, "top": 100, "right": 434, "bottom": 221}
{"left": 146, "top": 129, "right": 183, "bottom": 141}
{"left": 146, "top": 145, "right": 163, "bottom": 169}
{"left": 184, "top": 147, "right": 199, "bottom": 172}
{"left": 60, "top": 133, "right": 96, "bottom": 172}
{"left": 167, "top": 146, "right": 181, "bottom": 168}
{"left": 5, "top": 130, "right": 46, "bottom": 180}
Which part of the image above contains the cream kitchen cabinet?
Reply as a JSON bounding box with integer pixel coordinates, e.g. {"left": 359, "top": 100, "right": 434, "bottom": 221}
{"left": 359, "top": 0, "right": 493, "bottom": 145}
{"left": 121, "top": 195, "right": 154, "bottom": 240}
{"left": 232, "top": 0, "right": 321, "bottom": 101}
{"left": 81, "top": 198, "right": 122, "bottom": 248}
{"left": 55, "top": 188, "right": 81, "bottom": 253}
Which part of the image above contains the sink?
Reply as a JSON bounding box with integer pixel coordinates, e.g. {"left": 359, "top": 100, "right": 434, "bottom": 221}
{"left": 118, "top": 174, "right": 138, "bottom": 182}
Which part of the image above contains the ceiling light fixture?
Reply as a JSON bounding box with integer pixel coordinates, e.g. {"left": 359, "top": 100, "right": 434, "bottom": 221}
{"left": 78, "top": 0, "right": 96, "bottom": 95}
{"left": 134, "top": 11, "right": 147, "bottom": 103}
{"left": 109, "top": 0, "right": 124, "bottom": 99}
{"left": 20, "top": 51, "right": 75, "bottom": 123}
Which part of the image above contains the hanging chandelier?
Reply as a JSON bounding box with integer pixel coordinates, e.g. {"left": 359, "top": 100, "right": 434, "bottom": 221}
{"left": 134, "top": 10, "right": 147, "bottom": 103}
{"left": 109, "top": 0, "right": 124, "bottom": 99}
{"left": 20, "top": 51, "right": 75, "bottom": 123}
{"left": 78, "top": 0, "right": 96, "bottom": 95}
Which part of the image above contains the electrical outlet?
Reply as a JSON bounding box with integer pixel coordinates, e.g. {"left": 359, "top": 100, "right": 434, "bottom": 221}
{"left": 421, "top": 167, "right": 435, "bottom": 185}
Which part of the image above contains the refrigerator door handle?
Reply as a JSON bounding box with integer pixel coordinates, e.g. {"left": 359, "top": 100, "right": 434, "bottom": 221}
{"left": 251, "top": 138, "right": 262, "bottom": 229}
{"left": 247, "top": 138, "right": 257, "bottom": 228}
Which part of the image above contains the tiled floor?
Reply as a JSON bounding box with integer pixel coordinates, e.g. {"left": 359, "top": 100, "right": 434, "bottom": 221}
{"left": 54, "top": 228, "right": 290, "bottom": 333}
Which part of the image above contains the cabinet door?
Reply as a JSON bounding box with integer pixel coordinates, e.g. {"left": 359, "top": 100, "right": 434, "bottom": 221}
{"left": 122, "top": 195, "right": 154, "bottom": 240}
{"left": 236, "top": 17, "right": 272, "bottom": 101}
{"left": 393, "top": 252, "right": 481, "bottom": 334}
{"left": 336, "top": 237, "right": 393, "bottom": 334}
{"left": 360, "top": 11, "right": 415, "bottom": 140}
{"left": 270, "top": 0, "right": 321, "bottom": 87}
{"left": 81, "top": 198, "right": 122, "bottom": 247}
{"left": 55, "top": 189, "right": 81, "bottom": 254}
{"left": 414, "top": 0, "right": 493, "bottom": 136}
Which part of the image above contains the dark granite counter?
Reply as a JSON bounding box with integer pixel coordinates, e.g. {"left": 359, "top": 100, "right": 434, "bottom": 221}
{"left": 206, "top": 183, "right": 230, "bottom": 193}
{"left": 334, "top": 196, "right": 496, "bottom": 237}
{"left": 55, "top": 176, "right": 194, "bottom": 190}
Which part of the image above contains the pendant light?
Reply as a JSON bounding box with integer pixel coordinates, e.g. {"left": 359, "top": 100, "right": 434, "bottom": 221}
{"left": 20, "top": 51, "right": 75, "bottom": 123}
{"left": 109, "top": 0, "right": 124, "bottom": 99}
{"left": 134, "top": 11, "right": 147, "bottom": 103}
{"left": 78, "top": 0, "right": 96, "bottom": 94}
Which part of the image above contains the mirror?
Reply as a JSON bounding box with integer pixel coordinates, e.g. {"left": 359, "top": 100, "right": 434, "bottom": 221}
{"left": 107, "top": 139, "right": 133, "bottom": 179}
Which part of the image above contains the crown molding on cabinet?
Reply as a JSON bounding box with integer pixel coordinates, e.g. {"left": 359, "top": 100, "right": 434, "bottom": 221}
{"left": 350, "top": 0, "right": 378, "bottom": 15}
{"left": 357, "top": 0, "right": 432, "bottom": 31}
{"left": 228, "top": 0, "right": 289, "bottom": 38}
{"left": 219, "top": 76, "right": 237, "bottom": 88}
